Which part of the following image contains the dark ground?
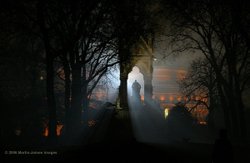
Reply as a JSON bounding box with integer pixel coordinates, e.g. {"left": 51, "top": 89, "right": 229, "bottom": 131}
{"left": 1, "top": 108, "right": 250, "bottom": 163}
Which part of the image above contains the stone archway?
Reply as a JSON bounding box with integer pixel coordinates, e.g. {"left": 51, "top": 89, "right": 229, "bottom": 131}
{"left": 119, "top": 36, "right": 154, "bottom": 109}
{"left": 127, "top": 66, "right": 144, "bottom": 98}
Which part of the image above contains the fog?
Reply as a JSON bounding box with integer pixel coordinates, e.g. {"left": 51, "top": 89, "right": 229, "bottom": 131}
{"left": 128, "top": 95, "right": 215, "bottom": 145}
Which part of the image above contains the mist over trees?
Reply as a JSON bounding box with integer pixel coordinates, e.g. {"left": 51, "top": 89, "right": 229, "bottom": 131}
{"left": 0, "top": 0, "right": 156, "bottom": 143}
{"left": 162, "top": 0, "right": 250, "bottom": 139}
{"left": 1, "top": 0, "right": 250, "bottom": 147}
{"left": 35, "top": 0, "right": 121, "bottom": 139}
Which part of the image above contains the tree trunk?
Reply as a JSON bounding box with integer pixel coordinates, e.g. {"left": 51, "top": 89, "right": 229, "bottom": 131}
{"left": 234, "top": 77, "right": 247, "bottom": 138}
{"left": 82, "top": 65, "right": 89, "bottom": 125}
{"left": 236, "top": 96, "right": 247, "bottom": 138}
{"left": 226, "top": 49, "right": 246, "bottom": 138}
{"left": 70, "top": 64, "right": 82, "bottom": 135}
{"left": 119, "top": 62, "right": 128, "bottom": 109}
{"left": 62, "top": 56, "right": 71, "bottom": 137}
{"left": 36, "top": 1, "right": 57, "bottom": 139}
{"left": 217, "top": 83, "right": 232, "bottom": 134}
{"left": 118, "top": 44, "right": 129, "bottom": 110}
{"left": 47, "top": 56, "right": 57, "bottom": 139}
{"left": 228, "top": 93, "right": 240, "bottom": 137}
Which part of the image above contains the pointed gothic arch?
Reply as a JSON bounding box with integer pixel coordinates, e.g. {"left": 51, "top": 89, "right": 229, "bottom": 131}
{"left": 127, "top": 66, "right": 144, "bottom": 98}
{"left": 119, "top": 36, "right": 154, "bottom": 109}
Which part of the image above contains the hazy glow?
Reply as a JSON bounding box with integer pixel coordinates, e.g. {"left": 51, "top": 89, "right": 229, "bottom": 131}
{"left": 15, "top": 129, "right": 21, "bottom": 136}
{"left": 108, "top": 68, "right": 120, "bottom": 88}
{"left": 152, "top": 67, "right": 187, "bottom": 104}
{"left": 127, "top": 67, "right": 144, "bottom": 97}
{"left": 88, "top": 120, "right": 97, "bottom": 127}
{"left": 106, "top": 68, "right": 120, "bottom": 102}
{"left": 177, "top": 96, "right": 182, "bottom": 102}
{"left": 44, "top": 124, "right": 63, "bottom": 137}
{"left": 164, "top": 108, "right": 169, "bottom": 119}
{"left": 160, "top": 96, "right": 165, "bottom": 101}
{"left": 127, "top": 47, "right": 214, "bottom": 145}
{"left": 169, "top": 96, "right": 174, "bottom": 102}
{"left": 141, "top": 95, "right": 144, "bottom": 101}
{"left": 176, "top": 70, "right": 186, "bottom": 80}
{"left": 91, "top": 67, "right": 120, "bottom": 102}
{"left": 199, "top": 121, "right": 207, "bottom": 125}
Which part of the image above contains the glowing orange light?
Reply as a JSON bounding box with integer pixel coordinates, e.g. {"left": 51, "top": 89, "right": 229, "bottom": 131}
{"left": 88, "top": 120, "right": 96, "bottom": 127}
{"left": 160, "top": 96, "right": 165, "bottom": 101}
{"left": 44, "top": 128, "right": 48, "bottom": 137}
{"left": 177, "top": 70, "right": 187, "bottom": 80}
{"left": 169, "top": 96, "right": 174, "bottom": 102}
{"left": 57, "top": 124, "right": 63, "bottom": 135}
{"left": 44, "top": 124, "right": 63, "bottom": 137}
{"left": 199, "top": 121, "right": 207, "bottom": 125}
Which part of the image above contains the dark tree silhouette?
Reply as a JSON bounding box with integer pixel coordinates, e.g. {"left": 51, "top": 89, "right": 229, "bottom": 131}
{"left": 34, "top": 0, "right": 120, "bottom": 140}
{"left": 0, "top": 0, "right": 158, "bottom": 142}
{"left": 163, "top": 0, "right": 250, "bottom": 138}
{"left": 0, "top": 0, "right": 47, "bottom": 142}
{"left": 36, "top": 1, "right": 57, "bottom": 139}
{"left": 113, "top": 0, "right": 157, "bottom": 109}
{"left": 166, "top": 102, "right": 196, "bottom": 141}
{"left": 178, "top": 58, "right": 219, "bottom": 127}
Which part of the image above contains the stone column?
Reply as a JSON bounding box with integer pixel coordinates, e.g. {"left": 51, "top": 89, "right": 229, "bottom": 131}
{"left": 144, "top": 74, "right": 153, "bottom": 104}
{"left": 141, "top": 57, "right": 153, "bottom": 105}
